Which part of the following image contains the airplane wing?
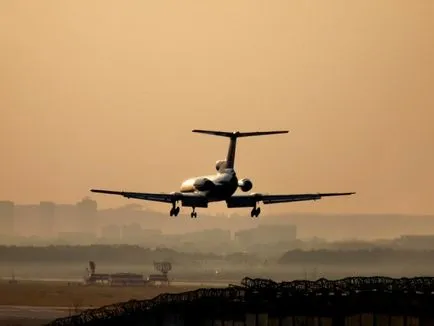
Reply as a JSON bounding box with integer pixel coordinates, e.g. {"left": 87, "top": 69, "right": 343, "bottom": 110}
{"left": 226, "top": 192, "right": 355, "bottom": 208}
{"left": 90, "top": 189, "right": 176, "bottom": 203}
{"left": 90, "top": 189, "right": 209, "bottom": 207}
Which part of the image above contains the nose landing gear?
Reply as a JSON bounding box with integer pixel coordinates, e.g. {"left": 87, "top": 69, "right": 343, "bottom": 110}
{"left": 251, "top": 206, "right": 261, "bottom": 218}
{"left": 190, "top": 207, "right": 198, "bottom": 218}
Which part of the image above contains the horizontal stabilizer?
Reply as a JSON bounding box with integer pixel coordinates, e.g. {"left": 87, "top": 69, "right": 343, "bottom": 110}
{"left": 192, "top": 129, "right": 288, "bottom": 138}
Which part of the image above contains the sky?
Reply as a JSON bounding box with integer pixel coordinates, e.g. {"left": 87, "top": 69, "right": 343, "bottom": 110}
{"left": 1, "top": 0, "right": 433, "bottom": 215}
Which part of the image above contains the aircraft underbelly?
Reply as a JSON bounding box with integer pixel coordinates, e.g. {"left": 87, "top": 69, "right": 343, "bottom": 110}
{"left": 207, "top": 182, "right": 237, "bottom": 200}
{"left": 180, "top": 172, "right": 238, "bottom": 202}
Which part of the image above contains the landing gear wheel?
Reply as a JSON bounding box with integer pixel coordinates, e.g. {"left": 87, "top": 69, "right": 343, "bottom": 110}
{"left": 250, "top": 207, "right": 261, "bottom": 218}
{"left": 255, "top": 207, "right": 261, "bottom": 217}
{"left": 170, "top": 206, "right": 180, "bottom": 217}
{"left": 190, "top": 208, "right": 197, "bottom": 218}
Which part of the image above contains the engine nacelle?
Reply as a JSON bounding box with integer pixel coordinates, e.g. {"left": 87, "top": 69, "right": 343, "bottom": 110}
{"left": 238, "top": 178, "right": 253, "bottom": 192}
{"left": 193, "top": 178, "right": 215, "bottom": 192}
{"left": 215, "top": 160, "right": 227, "bottom": 172}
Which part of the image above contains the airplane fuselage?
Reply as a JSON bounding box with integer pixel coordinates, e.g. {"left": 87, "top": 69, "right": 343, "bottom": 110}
{"left": 180, "top": 169, "right": 239, "bottom": 202}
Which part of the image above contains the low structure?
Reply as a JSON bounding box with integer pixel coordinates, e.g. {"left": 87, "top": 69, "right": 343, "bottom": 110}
{"left": 147, "top": 274, "right": 169, "bottom": 285}
{"left": 83, "top": 260, "right": 172, "bottom": 286}
{"left": 85, "top": 273, "right": 110, "bottom": 285}
{"left": 149, "top": 261, "right": 172, "bottom": 285}
{"left": 110, "top": 273, "right": 145, "bottom": 286}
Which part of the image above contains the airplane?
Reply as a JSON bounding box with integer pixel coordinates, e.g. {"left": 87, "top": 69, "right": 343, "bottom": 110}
{"left": 90, "top": 129, "right": 355, "bottom": 218}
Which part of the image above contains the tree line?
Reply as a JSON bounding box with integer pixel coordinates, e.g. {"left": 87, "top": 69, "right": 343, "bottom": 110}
{"left": 0, "top": 245, "right": 219, "bottom": 264}
{"left": 1, "top": 245, "right": 433, "bottom": 265}
{"left": 278, "top": 248, "right": 434, "bottom": 265}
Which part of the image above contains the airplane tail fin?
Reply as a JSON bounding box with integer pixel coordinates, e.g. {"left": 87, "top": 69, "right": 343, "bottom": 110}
{"left": 192, "top": 129, "right": 289, "bottom": 169}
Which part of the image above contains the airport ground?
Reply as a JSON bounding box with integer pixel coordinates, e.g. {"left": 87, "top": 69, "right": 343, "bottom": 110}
{"left": 2, "top": 260, "right": 434, "bottom": 325}
{"left": 0, "top": 280, "right": 204, "bottom": 325}
{"left": 2, "top": 261, "right": 434, "bottom": 284}
{"left": 0, "top": 279, "right": 203, "bottom": 307}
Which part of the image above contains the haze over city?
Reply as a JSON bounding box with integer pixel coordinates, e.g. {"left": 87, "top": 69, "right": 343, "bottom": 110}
{"left": 1, "top": 0, "right": 433, "bottom": 218}
{"left": 2, "top": 3, "right": 434, "bottom": 325}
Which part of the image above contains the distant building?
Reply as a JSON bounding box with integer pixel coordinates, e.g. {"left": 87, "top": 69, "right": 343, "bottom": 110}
{"left": 234, "top": 224, "right": 297, "bottom": 247}
{"left": 39, "top": 201, "right": 56, "bottom": 237}
{"left": 57, "top": 231, "right": 97, "bottom": 245}
{"left": 396, "top": 234, "right": 434, "bottom": 249}
{"left": 15, "top": 204, "right": 39, "bottom": 236}
{"left": 100, "top": 224, "right": 121, "bottom": 242}
{"left": 76, "top": 197, "right": 98, "bottom": 234}
{"left": 122, "top": 223, "right": 143, "bottom": 241}
{"left": 180, "top": 228, "right": 231, "bottom": 243}
{"left": 121, "top": 223, "right": 161, "bottom": 244}
{"left": 55, "top": 203, "right": 78, "bottom": 232}
{"left": 0, "top": 201, "right": 15, "bottom": 238}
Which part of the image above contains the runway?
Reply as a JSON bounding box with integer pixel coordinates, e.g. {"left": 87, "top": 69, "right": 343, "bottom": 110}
{"left": 0, "top": 280, "right": 233, "bottom": 323}
{"left": 0, "top": 305, "right": 75, "bottom": 320}
{"left": 0, "top": 277, "right": 234, "bottom": 323}
{"left": 1, "top": 276, "right": 234, "bottom": 288}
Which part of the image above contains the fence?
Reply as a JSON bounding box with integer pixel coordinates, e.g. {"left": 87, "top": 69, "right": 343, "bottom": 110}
{"left": 45, "top": 276, "right": 434, "bottom": 326}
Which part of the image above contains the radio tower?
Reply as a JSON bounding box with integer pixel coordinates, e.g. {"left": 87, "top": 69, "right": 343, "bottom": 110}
{"left": 153, "top": 261, "right": 172, "bottom": 279}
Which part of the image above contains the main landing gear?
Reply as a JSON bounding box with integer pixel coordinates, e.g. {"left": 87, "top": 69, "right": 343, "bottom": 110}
{"left": 251, "top": 206, "right": 261, "bottom": 218}
{"left": 169, "top": 204, "right": 198, "bottom": 218}
{"left": 169, "top": 204, "right": 180, "bottom": 217}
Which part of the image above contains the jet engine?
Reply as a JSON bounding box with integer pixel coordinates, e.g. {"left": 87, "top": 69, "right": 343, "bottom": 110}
{"left": 215, "top": 160, "right": 227, "bottom": 171}
{"left": 193, "top": 178, "right": 216, "bottom": 191}
{"left": 238, "top": 178, "right": 253, "bottom": 192}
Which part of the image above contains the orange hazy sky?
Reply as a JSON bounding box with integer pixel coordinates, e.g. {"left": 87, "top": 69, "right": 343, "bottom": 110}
{"left": 1, "top": 0, "right": 433, "bottom": 215}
